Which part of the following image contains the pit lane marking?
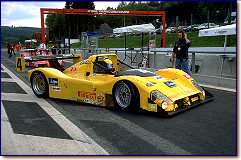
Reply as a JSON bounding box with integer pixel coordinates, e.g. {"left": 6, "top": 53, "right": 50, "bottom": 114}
{"left": 1, "top": 64, "right": 109, "bottom": 155}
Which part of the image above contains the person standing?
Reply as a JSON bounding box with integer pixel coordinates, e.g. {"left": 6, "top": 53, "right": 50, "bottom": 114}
{"left": 39, "top": 42, "right": 46, "bottom": 49}
{"left": 10, "top": 42, "right": 15, "bottom": 55}
{"left": 16, "top": 42, "right": 22, "bottom": 52}
{"left": 7, "top": 41, "right": 11, "bottom": 58}
{"left": 170, "top": 30, "right": 192, "bottom": 75}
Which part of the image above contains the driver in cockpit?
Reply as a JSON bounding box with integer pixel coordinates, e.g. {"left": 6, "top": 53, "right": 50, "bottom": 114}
{"left": 94, "top": 57, "right": 115, "bottom": 74}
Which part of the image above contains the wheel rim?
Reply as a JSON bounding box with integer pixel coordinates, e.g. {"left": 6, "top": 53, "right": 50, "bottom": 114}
{"left": 115, "top": 83, "right": 132, "bottom": 108}
{"left": 32, "top": 74, "right": 46, "bottom": 95}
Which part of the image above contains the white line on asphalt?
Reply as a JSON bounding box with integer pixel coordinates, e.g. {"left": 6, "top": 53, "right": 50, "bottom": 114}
{"left": 1, "top": 64, "right": 109, "bottom": 155}
{"left": 1, "top": 78, "right": 16, "bottom": 82}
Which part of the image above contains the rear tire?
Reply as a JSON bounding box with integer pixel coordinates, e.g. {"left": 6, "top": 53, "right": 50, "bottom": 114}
{"left": 31, "top": 72, "right": 49, "bottom": 98}
{"left": 113, "top": 81, "right": 139, "bottom": 111}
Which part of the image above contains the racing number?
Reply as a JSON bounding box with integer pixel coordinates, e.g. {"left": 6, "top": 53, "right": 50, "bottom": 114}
{"left": 16, "top": 57, "right": 25, "bottom": 72}
{"left": 17, "top": 58, "right": 22, "bottom": 70}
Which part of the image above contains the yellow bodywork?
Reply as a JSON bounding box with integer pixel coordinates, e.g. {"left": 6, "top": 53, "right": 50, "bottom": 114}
{"left": 28, "top": 54, "right": 205, "bottom": 113}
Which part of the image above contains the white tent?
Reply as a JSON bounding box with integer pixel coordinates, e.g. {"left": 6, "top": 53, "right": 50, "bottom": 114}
{"left": 25, "top": 39, "right": 37, "bottom": 43}
{"left": 113, "top": 23, "right": 155, "bottom": 33}
{"left": 198, "top": 24, "right": 236, "bottom": 51}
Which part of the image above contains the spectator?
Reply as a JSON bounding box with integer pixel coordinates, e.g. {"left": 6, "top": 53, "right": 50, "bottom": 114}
{"left": 170, "top": 31, "right": 192, "bottom": 75}
{"left": 39, "top": 42, "right": 46, "bottom": 49}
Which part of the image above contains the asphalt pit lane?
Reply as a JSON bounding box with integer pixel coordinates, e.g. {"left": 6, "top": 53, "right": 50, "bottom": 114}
{"left": 2, "top": 101, "right": 72, "bottom": 140}
{"left": 1, "top": 72, "right": 11, "bottom": 78}
{"left": 80, "top": 120, "right": 163, "bottom": 155}
{"left": 1, "top": 82, "right": 27, "bottom": 94}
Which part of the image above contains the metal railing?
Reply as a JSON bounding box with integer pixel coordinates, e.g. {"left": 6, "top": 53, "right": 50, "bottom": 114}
{"left": 150, "top": 49, "right": 236, "bottom": 77}
{"left": 47, "top": 47, "right": 236, "bottom": 78}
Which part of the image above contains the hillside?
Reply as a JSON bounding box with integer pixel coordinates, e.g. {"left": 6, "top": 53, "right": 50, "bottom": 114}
{"left": 1, "top": 26, "right": 42, "bottom": 42}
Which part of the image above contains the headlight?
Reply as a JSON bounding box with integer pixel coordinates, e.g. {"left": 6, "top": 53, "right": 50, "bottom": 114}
{"left": 202, "top": 90, "right": 205, "bottom": 98}
{"left": 150, "top": 90, "right": 173, "bottom": 103}
{"left": 191, "top": 80, "right": 204, "bottom": 92}
{"left": 162, "top": 102, "right": 168, "bottom": 110}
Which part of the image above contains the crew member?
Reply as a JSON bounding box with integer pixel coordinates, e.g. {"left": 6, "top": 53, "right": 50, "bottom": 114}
{"left": 170, "top": 30, "right": 192, "bottom": 75}
{"left": 16, "top": 42, "right": 22, "bottom": 52}
{"left": 10, "top": 43, "right": 15, "bottom": 55}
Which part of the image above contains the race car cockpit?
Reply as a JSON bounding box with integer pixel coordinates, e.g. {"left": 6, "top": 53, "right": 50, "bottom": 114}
{"left": 93, "top": 56, "right": 115, "bottom": 74}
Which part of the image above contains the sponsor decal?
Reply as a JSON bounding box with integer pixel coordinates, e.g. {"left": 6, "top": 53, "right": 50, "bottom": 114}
{"left": 148, "top": 103, "right": 157, "bottom": 111}
{"left": 78, "top": 91, "right": 97, "bottom": 100}
{"left": 150, "top": 104, "right": 156, "bottom": 110}
{"left": 92, "top": 73, "right": 97, "bottom": 77}
{"left": 97, "top": 93, "right": 105, "bottom": 99}
{"left": 52, "top": 86, "right": 61, "bottom": 91}
{"left": 49, "top": 78, "right": 58, "bottom": 86}
{"left": 84, "top": 99, "right": 91, "bottom": 103}
{"left": 91, "top": 100, "right": 98, "bottom": 105}
{"left": 98, "top": 100, "right": 105, "bottom": 103}
{"left": 72, "top": 97, "right": 77, "bottom": 101}
{"left": 77, "top": 99, "right": 84, "bottom": 103}
{"left": 146, "top": 82, "right": 153, "bottom": 87}
{"left": 186, "top": 89, "right": 196, "bottom": 94}
{"left": 169, "top": 94, "right": 181, "bottom": 99}
{"left": 71, "top": 66, "right": 77, "bottom": 72}
{"left": 154, "top": 76, "right": 162, "bottom": 80}
{"left": 164, "top": 81, "right": 177, "bottom": 88}
{"left": 191, "top": 96, "right": 199, "bottom": 102}
{"left": 64, "top": 84, "right": 68, "bottom": 88}
{"left": 183, "top": 74, "right": 192, "bottom": 79}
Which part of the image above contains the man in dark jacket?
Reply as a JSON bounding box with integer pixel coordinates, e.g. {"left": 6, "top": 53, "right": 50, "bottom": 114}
{"left": 7, "top": 41, "right": 11, "bottom": 58}
{"left": 170, "top": 30, "right": 192, "bottom": 75}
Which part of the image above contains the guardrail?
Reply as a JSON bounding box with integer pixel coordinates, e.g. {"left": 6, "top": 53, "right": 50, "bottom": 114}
{"left": 150, "top": 49, "right": 236, "bottom": 77}
{"left": 47, "top": 47, "right": 236, "bottom": 78}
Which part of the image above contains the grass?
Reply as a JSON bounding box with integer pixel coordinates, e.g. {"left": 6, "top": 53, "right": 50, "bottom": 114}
{"left": 71, "top": 31, "right": 236, "bottom": 48}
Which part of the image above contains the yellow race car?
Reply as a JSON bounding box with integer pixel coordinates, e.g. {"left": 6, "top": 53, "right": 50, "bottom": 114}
{"left": 22, "top": 54, "right": 213, "bottom": 116}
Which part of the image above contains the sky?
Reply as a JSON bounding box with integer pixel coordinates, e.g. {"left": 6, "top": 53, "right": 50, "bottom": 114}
{"left": 1, "top": 1, "right": 121, "bottom": 28}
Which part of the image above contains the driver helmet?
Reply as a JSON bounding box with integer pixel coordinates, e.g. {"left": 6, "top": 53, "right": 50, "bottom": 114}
{"left": 98, "top": 57, "right": 113, "bottom": 69}
{"left": 103, "top": 59, "right": 113, "bottom": 69}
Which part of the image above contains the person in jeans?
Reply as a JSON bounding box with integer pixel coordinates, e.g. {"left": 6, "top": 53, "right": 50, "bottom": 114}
{"left": 170, "top": 30, "right": 192, "bottom": 75}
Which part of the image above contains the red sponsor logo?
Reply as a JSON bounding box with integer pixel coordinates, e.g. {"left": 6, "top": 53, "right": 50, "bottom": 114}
{"left": 71, "top": 67, "right": 77, "bottom": 72}
{"left": 186, "top": 89, "right": 196, "bottom": 94}
{"left": 169, "top": 94, "right": 181, "bottom": 99}
{"left": 97, "top": 93, "right": 105, "bottom": 99}
{"left": 184, "top": 74, "right": 192, "bottom": 79}
{"left": 78, "top": 91, "right": 96, "bottom": 100}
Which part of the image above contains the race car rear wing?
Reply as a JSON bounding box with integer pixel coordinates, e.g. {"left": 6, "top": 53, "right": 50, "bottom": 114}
{"left": 16, "top": 54, "right": 81, "bottom": 72}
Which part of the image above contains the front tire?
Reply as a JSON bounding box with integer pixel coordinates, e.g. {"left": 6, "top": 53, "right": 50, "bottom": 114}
{"left": 31, "top": 72, "right": 49, "bottom": 98}
{"left": 114, "top": 81, "right": 139, "bottom": 110}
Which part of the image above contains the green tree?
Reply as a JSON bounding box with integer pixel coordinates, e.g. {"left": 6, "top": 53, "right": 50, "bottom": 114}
{"left": 46, "top": 14, "right": 66, "bottom": 40}
{"left": 65, "top": 2, "right": 95, "bottom": 38}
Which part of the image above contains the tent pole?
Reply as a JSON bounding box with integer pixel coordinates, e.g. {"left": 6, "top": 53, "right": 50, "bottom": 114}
{"left": 124, "top": 32, "right": 127, "bottom": 61}
{"left": 224, "top": 35, "right": 227, "bottom": 51}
